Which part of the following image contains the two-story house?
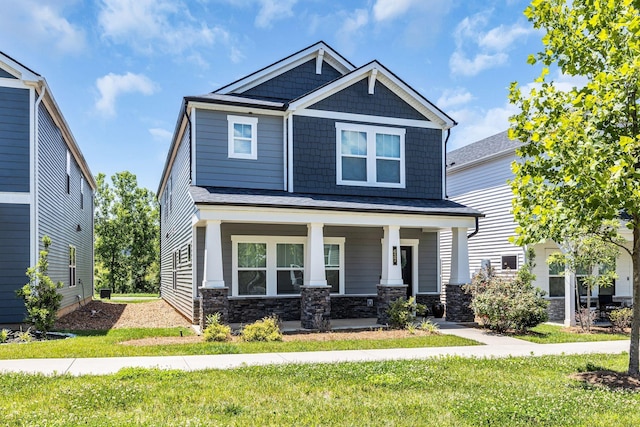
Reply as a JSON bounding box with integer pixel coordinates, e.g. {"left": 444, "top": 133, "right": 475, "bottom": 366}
{"left": 442, "top": 130, "right": 634, "bottom": 325}
{"left": 0, "top": 52, "right": 95, "bottom": 325}
{"left": 158, "top": 42, "right": 482, "bottom": 329}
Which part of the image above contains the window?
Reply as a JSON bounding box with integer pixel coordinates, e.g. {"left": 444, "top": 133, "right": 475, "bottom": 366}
{"left": 232, "top": 236, "right": 345, "bottom": 296}
{"left": 336, "top": 122, "right": 405, "bottom": 188}
{"left": 69, "top": 246, "right": 76, "bottom": 287}
{"left": 80, "top": 177, "right": 84, "bottom": 210}
{"left": 228, "top": 115, "right": 258, "bottom": 160}
{"left": 548, "top": 257, "right": 565, "bottom": 297}
{"left": 66, "top": 150, "right": 71, "bottom": 194}
{"left": 172, "top": 250, "right": 178, "bottom": 290}
{"left": 187, "top": 243, "right": 192, "bottom": 263}
{"left": 501, "top": 255, "right": 518, "bottom": 271}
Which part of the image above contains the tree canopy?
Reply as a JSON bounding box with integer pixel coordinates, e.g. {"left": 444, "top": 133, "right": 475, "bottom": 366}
{"left": 95, "top": 171, "right": 159, "bottom": 293}
{"left": 509, "top": 0, "right": 640, "bottom": 373}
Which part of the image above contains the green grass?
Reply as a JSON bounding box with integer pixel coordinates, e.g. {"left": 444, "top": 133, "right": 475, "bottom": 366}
{"left": 0, "top": 328, "right": 478, "bottom": 360}
{"left": 514, "top": 324, "right": 630, "bottom": 344}
{"left": 1, "top": 353, "right": 638, "bottom": 426}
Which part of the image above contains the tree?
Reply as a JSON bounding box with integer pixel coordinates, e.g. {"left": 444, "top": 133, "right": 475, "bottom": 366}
{"left": 509, "top": 0, "right": 640, "bottom": 373}
{"left": 95, "top": 172, "right": 159, "bottom": 293}
{"left": 16, "top": 236, "right": 63, "bottom": 334}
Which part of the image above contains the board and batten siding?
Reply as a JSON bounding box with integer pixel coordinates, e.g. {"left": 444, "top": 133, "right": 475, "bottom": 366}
{"left": 195, "top": 109, "right": 284, "bottom": 190}
{"left": 0, "top": 86, "right": 30, "bottom": 193}
{"left": 160, "top": 120, "right": 196, "bottom": 321}
{"left": 37, "top": 103, "right": 94, "bottom": 309}
{"left": 0, "top": 204, "right": 30, "bottom": 323}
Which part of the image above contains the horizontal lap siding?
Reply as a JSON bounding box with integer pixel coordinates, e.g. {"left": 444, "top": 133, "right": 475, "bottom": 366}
{"left": 195, "top": 109, "right": 283, "bottom": 190}
{"left": 0, "top": 86, "right": 30, "bottom": 192}
{"left": 160, "top": 121, "right": 196, "bottom": 321}
{"left": 37, "top": 104, "right": 94, "bottom": 309}
{"left": 0, "top": 204, "right": 30, "bottom": 323}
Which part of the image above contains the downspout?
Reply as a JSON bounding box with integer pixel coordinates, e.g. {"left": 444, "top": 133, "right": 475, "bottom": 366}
{"left": 33, "top": 83, "right": 46, "bottom": 264}
{"left": 467, "top": 216, "right": 479, "bottom": 239}
{"left": 444, "top": 128, "right": 451, "bottom": 199}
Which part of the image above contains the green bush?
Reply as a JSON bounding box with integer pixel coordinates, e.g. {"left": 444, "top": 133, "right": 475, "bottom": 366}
{"left": 16, "top": 236, "right": 63, "bottom": 334}
{"left": 464, "top": 263, "right": 548, "bottom": 334}
{"left": 203, "top": 312, "right": 232, "bottom": 342}
{"left": 241, "top": 315, "right": 282, "bottom": 342}
{"left": 386, "top": 297, "right": 426, "bottom": 329}
{"left": 418, "top": 318, "right": 440, "bottom": 334}
{"left": 609, "top": 307, "right": 633, "bottom": 332}
{"left": 0, "top": 329, "right": 9, "bottom": 343}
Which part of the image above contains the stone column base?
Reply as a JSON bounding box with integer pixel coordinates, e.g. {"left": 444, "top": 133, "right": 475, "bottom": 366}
{"left": 199, "top": 287, "right": 229, "bottom": 330}
{"left": 445, "top": 284, "right": 474, "bottom": 322}
{"left": 300, "top": 286, "right": 331, "bottom": 330}
{"left": 377, "top": 284, "right": 408, "bottom": 325}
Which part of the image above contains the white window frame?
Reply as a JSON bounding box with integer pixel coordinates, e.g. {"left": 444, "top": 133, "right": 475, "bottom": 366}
{"left": 546, "top": 249, "right": 565, "bottom": 298}
{"left": 228, "top": 115, "right": 259, "bottom": 160}
{"left": 66, "top": 150, "right": 71, "bottom": 194}
{"left": 231, "top": 236, "right": 345, "bottom": 296}
{"left": 335, "top": 122, "right": 406, "bottom": 188}
{"left": 80, "top": 177, "right": 84, "bottom": 210}
{"left": 69, "top": 245, "right": 77, "bottom": 287}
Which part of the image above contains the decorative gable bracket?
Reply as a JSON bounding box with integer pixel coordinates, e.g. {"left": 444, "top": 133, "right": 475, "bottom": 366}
{"left": 316, "top": 48, "right": 325, "bottom": 75}
{"left": 368, "top": 68, "right": 378, "bottom": 95}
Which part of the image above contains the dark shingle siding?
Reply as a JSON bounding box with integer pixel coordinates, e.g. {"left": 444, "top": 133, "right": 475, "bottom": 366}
{"left": 447, "top": 130, "right": 522, "bottom": 169}
{"left": 0, "top": 203, "right": 30, "bottom": 323}
{"left": 241, "top": 59, "right": 343, "bottom": 102}
{"left": 0, "top": 68, "right": 17, "bottom": 79}
{"left": 0, "top": 86, "right": 30, "bottom": 192}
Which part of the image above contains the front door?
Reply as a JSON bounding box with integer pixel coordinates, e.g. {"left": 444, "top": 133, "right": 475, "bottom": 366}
{"left": 401, "top": 246, "right": 413, "bottom": 298}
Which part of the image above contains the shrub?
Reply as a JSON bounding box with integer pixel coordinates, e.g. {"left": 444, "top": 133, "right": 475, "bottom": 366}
{"left": 418, "top": 318, "right": 440, "bottom": 334}
{"left": 464, "top": 255, "right": 548, "bottom": 333}
{"left": 16, "top": 236, "right": 63, "bottom": 334}
{"left": 203, "top": 312, "right": 232, "bottom": 342}
{"left": 241, "top": 315, "right": 282, "bottom": 342}
{"left": 0, "top": 329, "right": 9, "bottom": 343}
{"left": 386, "top": 297, "right": 426, "bottom": 329}
{"left": 609, "top": 307, "right": 633, "bottom": 332}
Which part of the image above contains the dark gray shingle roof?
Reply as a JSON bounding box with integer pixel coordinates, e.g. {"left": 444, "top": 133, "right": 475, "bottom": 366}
{"left": 186, "top": 93, "right": 286, "bottom": 109}
{"left": 446, "top": 130, "right": 523, "bottom": 170}
{"left": 190, "top": 186, "right": 482, "bottom": 217}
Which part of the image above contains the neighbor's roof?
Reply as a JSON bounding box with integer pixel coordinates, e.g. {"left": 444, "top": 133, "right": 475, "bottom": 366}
{"left": 190, "top": 186, "right": 483, "bottom": 217}
{"left": 446, "top": 130, "right": 523, "bottom": 171}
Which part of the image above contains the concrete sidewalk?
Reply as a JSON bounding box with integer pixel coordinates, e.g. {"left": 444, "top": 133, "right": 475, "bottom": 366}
{"left": 0, "top": 321, "right": 631, "bottom": 376}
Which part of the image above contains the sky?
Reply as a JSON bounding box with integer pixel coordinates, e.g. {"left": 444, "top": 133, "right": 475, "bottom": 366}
{"left": 0, "top": 0, "right": 573, "bottom": 192}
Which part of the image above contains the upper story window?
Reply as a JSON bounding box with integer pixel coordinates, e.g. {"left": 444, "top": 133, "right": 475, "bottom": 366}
{"left": 228, "top": 115, "right": 258, "bottom": 160}
{"left": 80, "top": 177, "right": 84, "bottom": 210}
{"left": 69, "top": 245, "right": 77, "bottom": 287}
{"left": 66, "top": 150, "right": 71, "bottom": 194}
{"left": 336, "top": 122, "right": 405, "bottom": 188}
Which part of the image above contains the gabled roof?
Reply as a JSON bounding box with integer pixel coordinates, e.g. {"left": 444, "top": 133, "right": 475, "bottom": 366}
{"left": 447, "top": 131, "right": 523, "bottom": 171}
{"left": 0, "top": 51, "right": 96, "bottom": 190}
{"left": 288, "top": 60, "right": 456, "bottom": 129}
{"left": 215, "top": 41, "right": 355, "bottom": 95}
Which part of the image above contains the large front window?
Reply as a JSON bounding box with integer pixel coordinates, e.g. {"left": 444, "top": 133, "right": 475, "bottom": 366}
{"left": 232, "top": 236, "right": 344, "bottom": 296}
{"left": 336, "top": 123, "right": 405, "bottom": 188}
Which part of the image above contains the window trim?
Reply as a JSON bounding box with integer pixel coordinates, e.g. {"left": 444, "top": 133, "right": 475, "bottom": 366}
{"left": 335, "top": 122, "right": 406, "bottom": 188}
{"left": 500, "top": 254, "right": 518, "bottom": 271}
{"left": 228, "top": 115, "right": 259, "bottom": 160}
{"left": 80, "top": 177, "right": 84, "bottom": 210}
{"left": 69, "top": 245, "right": 77, "bottom": 287}
{"left": 66, "top": 150, "right": 71, "bottom": 194}
{"left": 231, "top": 236, "right": 345, "bottom": 297}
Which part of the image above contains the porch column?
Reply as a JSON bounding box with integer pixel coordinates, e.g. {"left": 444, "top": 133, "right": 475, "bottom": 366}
{"left": 300, "top": 223, "right": 331, "bottom": 330}
{"left": 377, "top": 225, "right": 407, "bottom": 324}
{"left": 564, "top": 268, "right": 576, "bottom": 327}
{"left": 199, "top": 220, "right": 228, "bottom": 328}
{"left": 445, "top": 227, "right": 474, "bottom": 322}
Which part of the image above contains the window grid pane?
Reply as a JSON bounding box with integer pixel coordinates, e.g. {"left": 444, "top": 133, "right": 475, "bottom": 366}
{"left": 341, "top": 130, "right": 367, "bottom": 155}
{"left": 376, "top": 133, "right": 400, "bottom": 158}
{"left": 237, "top": 243, "right": 266, "bottom": 268}
{"left": 376, "top": 159, "right": 400, "bottom": 183}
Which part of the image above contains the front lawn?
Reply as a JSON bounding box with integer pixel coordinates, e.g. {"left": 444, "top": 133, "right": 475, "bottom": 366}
{"left": 514, "top": 324, "right": 630, "bottom": 344}
{"left": 0, "top": 327, "right": 478, "bottom": 360}
{"left": 1, "top": 353, "right": 638, "bottom": 426}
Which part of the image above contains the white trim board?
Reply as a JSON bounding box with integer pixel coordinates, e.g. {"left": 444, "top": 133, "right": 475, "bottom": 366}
{"left": 294, "top": 109, "right": 441, "bottom": 130}
{"left": 0, "top": 192, "right": 31, "bottom": 204}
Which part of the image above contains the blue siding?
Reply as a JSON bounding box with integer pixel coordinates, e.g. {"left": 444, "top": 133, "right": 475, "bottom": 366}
{"left": 0, "top": 204, "right": 30, "bottom": 323}
{"left": 37, "top": 103, "right": 94, "bottom": 310}
{"left": 0, "top": 86, "right": 30, "bottom": 192}
{"left": 160, "top": 119, "right": 197, "bottom": 321}
{"left": 195, "top": 109, "right": 284, "bottom": 190}
{"left": 309, "top": 79, "right": 427, "bottom": 120}
{"left": 0, "top": 69, "right": 16, "bottom": 79}
{"left": 241, "top": 59, "right": 342, "bottom": 102}
{"left": 293, "top": 116, "right": 442, "bottom": 198}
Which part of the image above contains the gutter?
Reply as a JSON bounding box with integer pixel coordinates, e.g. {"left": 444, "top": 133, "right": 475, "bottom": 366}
{"left": 467, "top": 216, "right": 479, "bottom": 239}
{"left": 33, "top": 83, "right": 46, "bottom": 264}
{"left": 444, "top": 128, "right": 451, "bottom": 199}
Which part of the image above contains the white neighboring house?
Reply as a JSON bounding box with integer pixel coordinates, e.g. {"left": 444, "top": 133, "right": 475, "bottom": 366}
{"left": 441, "top": 130, "right": 634, "bottom": 325}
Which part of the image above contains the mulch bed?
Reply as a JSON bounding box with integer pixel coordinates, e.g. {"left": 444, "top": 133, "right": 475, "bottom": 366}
{"left": 571, "top": 371, "right": 640, "bottom": 392}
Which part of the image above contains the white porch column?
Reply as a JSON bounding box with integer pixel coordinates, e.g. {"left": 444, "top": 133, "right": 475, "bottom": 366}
{"left": 202, "top": 220, "right": 225, "bottom": 288}
{"left": 564, "top": 268, "right": 577, "bottom": 327}
{"left": 380, "top": 225, "right": 403, "bottom": 285}
{"left": 304, "top": 222, "right": 327, "bottom": 286}
{"left": 449, "top": 227, "right": 470, "bottom": 284}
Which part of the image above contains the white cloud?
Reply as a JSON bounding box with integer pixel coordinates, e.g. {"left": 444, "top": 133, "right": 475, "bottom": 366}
{"left": 255, "top": 0, "right": 297, "bottom": 29}
{"left": 95, "top": 72, "right": 157, "bottom": 117}
{"left": 335, "top": 9, "right": 370, "bottom": 54}
{"left": 149, "top": 128, "right": 173, "bottom": 142}
{"left": 98, "top": 0, "right": 233, "bottom": 59}
{"left": 0, "top": 0, "right": 85, "bottom": 55}
{"left": 372, "top": 0, "right": 417, "bottom": 22}
{"left": 450, "top": 11, "right": 534, "bottom": 76}
{"left": 437, "top": 88, "right": 475, "bottom": 109}
{"left": 448, "top": 103, "right": 518, "bottom": 150}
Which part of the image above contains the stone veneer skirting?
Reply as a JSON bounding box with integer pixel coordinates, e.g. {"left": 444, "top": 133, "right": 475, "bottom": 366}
{"left": 331, "top": 295, "right": 378, "bottom": 318}
{"left": 199, "top": 287, "right": 229, "bottom": 329}
{"left": 300, "top": 286, "right": 331, "bottom": 329}
{"left": 445, "top": 284, "right": 474, "bottom": 322}
{"left": 377, "top": 285, "right": 408, "bottom": 325}
{"left": 228, "top": 297, "right": 301, "bottom": 323}
{"left": 415, "top": 294, "right": 443, "bottom": 314}
{"left": 547, "top": 298, "right": 565, "bottom": 321}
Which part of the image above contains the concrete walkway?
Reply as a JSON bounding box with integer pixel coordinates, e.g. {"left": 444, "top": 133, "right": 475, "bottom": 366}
{"left": 0, "top": 321, "right": 631, "bottom": 376}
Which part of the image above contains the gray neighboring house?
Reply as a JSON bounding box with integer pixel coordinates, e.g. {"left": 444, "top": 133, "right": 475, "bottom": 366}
{"left": 0, "top": 52, "right": 95, "bottom": 324}
{"left": 158, "top": 42, "right": 482, "bottom": 328}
